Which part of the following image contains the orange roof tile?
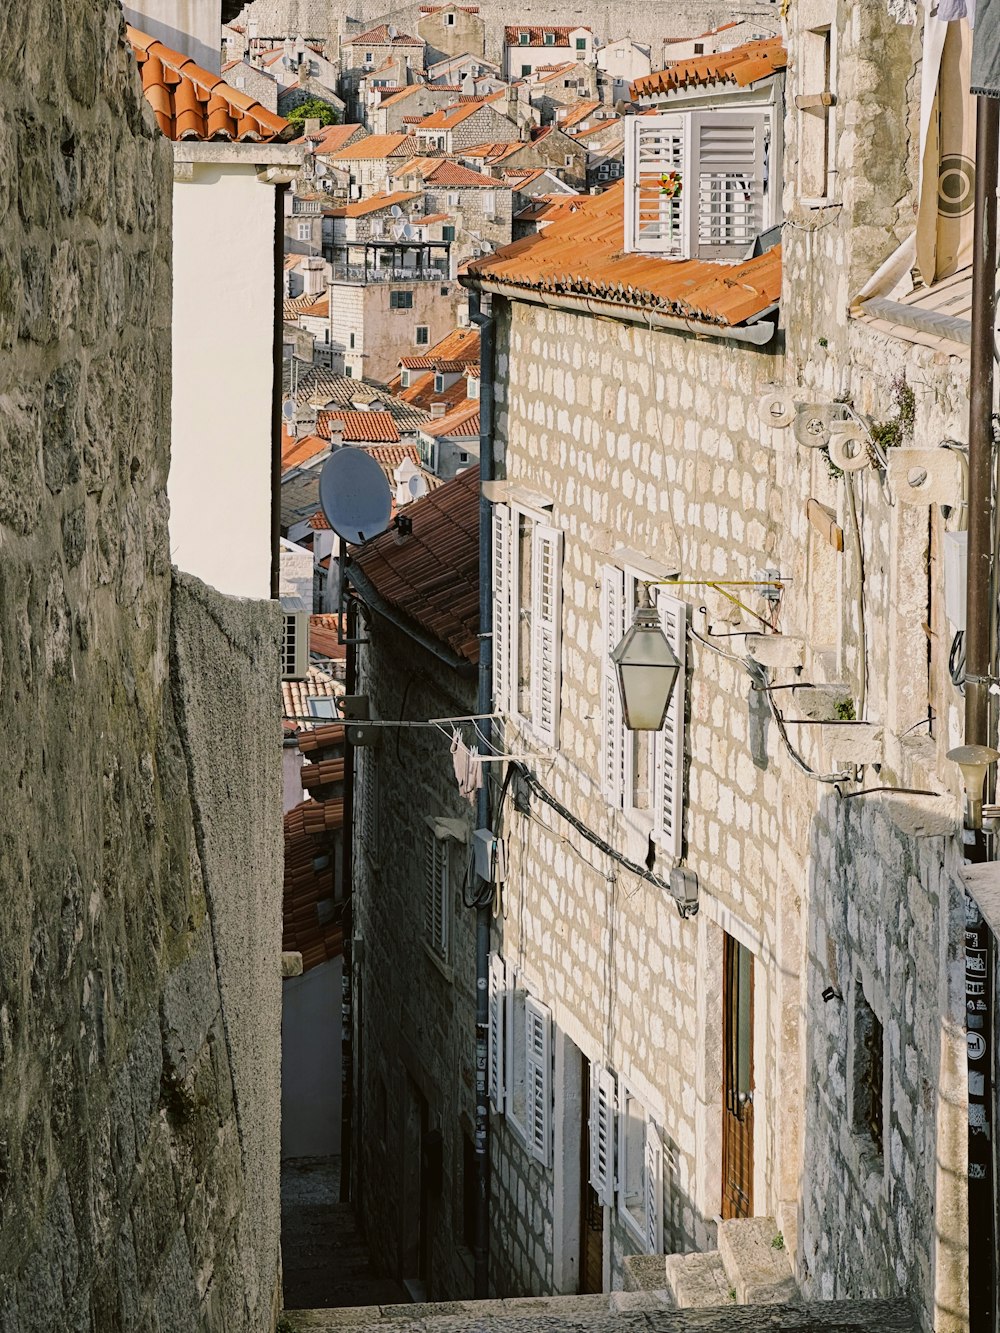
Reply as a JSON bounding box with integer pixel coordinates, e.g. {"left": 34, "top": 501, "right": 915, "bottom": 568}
{"left": 309, "top": 614, "right": 348, "bottom": 661}
{"left": 282, "top": 433, "right": 329, "bottom": 472}
{"left": 128, "top": 27, "right": 291, "bottom": 142}
{"left": 632, "top": 36, "right": 787, "bottom": 99}
{"left": 353, "top": 468, "right": 480, "bottom": 661}
{"left": 299, "top": 297, "right": 330, "bottom": 316}
{"left": 294, "top": 122, "right": 368, "bottom": 154}
{"left": 343, "top": 189, "right": 421, "bottom": 217}
{"left": 395, "top": 157, "right": 505, "bottom": 187}
{"left": 531, "top": 62, "right": 579, "bottom": 84}
{"left": 467, "top": 181, "right": 781, "bottom": 328}
{"left": 557, "top": 100, "right": 603, "bottom": 129}
{"left": 284, "top": 719, "right": 347, "bottom": 969}
{"left": 421, "top": 400, "right": 480, "bottom": 438}
{"left": 514, "top": 193, "right": 585, "bottom": 222}
{"left": 415, "top": 101, "right": 502, "bottom": 130}
{"left": 316, "top": 410, "right": 401, "bottom": 443}
{"left": 327, "top": 133, "right": 414, "bottom": 161}
{"left": 416, "top": 212, "right": 452, "bottom": 225}
{"left": 400, "top": 372, "right": 471, "bottom": 412}
{"left": 345, "top": 23, "right": 423, "bottom": 46}
{"left": 504, "top": 26, "right": 590, "bottom": 46}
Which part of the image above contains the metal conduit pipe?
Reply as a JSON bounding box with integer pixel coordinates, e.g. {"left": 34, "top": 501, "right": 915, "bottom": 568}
{"left": 465, "top": 278, "right": 778, "bottom": 346}
{"left": 469, "top": 290, "right": 495, "bottom": 1300}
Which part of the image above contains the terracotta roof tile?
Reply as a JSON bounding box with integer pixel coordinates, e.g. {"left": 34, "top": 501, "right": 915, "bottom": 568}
{"left": 632, "top": 36, "right": 786, "bottom": 99}
{"left": 327, "top": 133, "right": 414, "bottom": 160}
{"left": 415, "top": 102, "right": 500, "bottom": 130}
{"left": 467, "top": 181, "right": 781, "bottom": 328}
{"left": 343, "top": 189, "right": 421, "bottom": 217}
{"left": 354, "top": 468, "right": 480, "bottom": 661}
{"left": 421, "top": 400, "right": 480, "bottom": 437}
{"left": 395, "top": 157, "right": 506, "bottom": 187}
{"left": 504, "top": 26, "right": 590, "bottom": 46}
{"left": 531, "top": 62, "right": 579, "bottom": 84}
{"left": 128, "top": 27, "right": 291, "bottom": 142}
{"left": 316, "top": 410, "right": 401, "bottom": 443}
{"left": 284, "top": 717, "right": 347, "bottom": 969}
{"left": 293, "top": 122, "right": 368, "bottom": 154}
{"left": 344, "top": 24, "right": 423, "bottom": 45}
{"left": 282, "top": 432, "right": 329, "bottom": 473}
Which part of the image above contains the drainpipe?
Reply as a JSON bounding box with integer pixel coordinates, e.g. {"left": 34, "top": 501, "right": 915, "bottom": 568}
{"left": 964, "top": 94, "right": 998, "bottom": 1333}
{"left": 469, "top": 291, "right": 495, "bottom": 1300}
{"left": 271, "top": 181, "right": 289, "bottom": 600}
{"left": 340, "top": 592, "right": 357, "bottom": 1205}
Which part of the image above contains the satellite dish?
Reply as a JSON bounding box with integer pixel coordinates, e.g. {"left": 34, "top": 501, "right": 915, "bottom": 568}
{"left": 282, "top": 398, "right": 296, "bottom": 421}
{"left": 315, "top": 161, "right": 328, "bottom": 178}
{"left": 408, "top": 473, "right": 429, "bottom": 499}
{"left": 390, "top": 204, "right": 404, "bottom": 218}
{"left": 400, "top": 222, "right": 416, "bottom": 240}
{"left": 479, "top": 239, "right": 494, "bottom": 254}
{"left": 388, "top": 22, "right": 398, "bottom": 38}
{"left": 319, "top": 448, "right": 393, "bottom": 544}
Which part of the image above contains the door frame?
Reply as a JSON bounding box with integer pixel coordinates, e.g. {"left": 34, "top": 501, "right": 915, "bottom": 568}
{"left": 721, "top": 931, "right": 755, "bottom": 1219}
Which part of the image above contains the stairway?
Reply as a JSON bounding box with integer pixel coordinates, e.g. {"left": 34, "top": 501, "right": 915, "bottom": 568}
{"left": 626, "top": 1215, "right": 799, "bottom": 1309}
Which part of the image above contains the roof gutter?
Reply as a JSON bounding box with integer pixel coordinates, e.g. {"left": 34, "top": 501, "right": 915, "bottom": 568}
{"left": 345, "top": 561, "right": 478, "bottom": 679}
{"left": 460, "top": 276, "right": 777, "bottom": 346}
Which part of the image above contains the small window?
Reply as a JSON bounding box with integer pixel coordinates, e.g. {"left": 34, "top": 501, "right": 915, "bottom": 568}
{"left": 519, "top": 32, "right": 529, "bottom": 44}
{"left": 458, "top": 452, "right": 469, "bottom": 463}
{"left": 434, "top": 373, "right": 444, "bottom": 392}
{"left": 544, "top": 32, "right": 555, "bottom": 45}
{"left": 345, "top": 365, "right": 353, "bottom": 377}
{"left": 440, "top": 283, "right": 450, "bottom": 295}
{"left": 575, "top": 37, "right": 587, "bottom": 50}
{"left": 442, "top": 225, "right": 456, "bottom": 241}
{"left": 415, "top": 325, "right": 430, "bottom": 345}
{"left": 693, "top": 42, "right": 704, "bottom": 54}
{"left": 400, "top": 368, "right": 411, "bottom": 387}
{"left": 564, "top": 154, "right": 573, "bottom": 167}
{"left": 297, "top": 223, "right": 311, "bottom": 240}
{"left": 521, "top": 64, "right": 532, "bottom": 77}
{"left": 445, "top": 9, "right": 456, "bottom": 24}
{"left": 306, "top": 696, "right": 338, "bottom": 718}
{"left": 448, "top": 191, "right": 460, "bottom": 206}
{"left": 349, "top": 332, "right": 356, "bottom": 349}
{"left": 365, "top": 51, "right": 373, "bottom": 62}
{"left": 468, "top": 377, "right": 479, "bottom": 400}
{"left": 390, "top": 290, "right": 414, "bottom": 309}
{"left": 425, "top": 831, "right": 450, "bottom": 960}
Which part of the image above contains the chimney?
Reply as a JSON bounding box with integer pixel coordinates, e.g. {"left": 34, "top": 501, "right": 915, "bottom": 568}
{"left": 430, "top": 402, "right": 447, "bottom": 418}
{"left": 304, "top": 118, "right": 321, "bottom": 136}
{"left": 329, "top": 427, "right": 345, "bottom": 447}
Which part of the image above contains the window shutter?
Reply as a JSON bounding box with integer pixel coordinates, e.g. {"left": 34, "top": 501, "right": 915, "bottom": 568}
{"left": 589, "top": 1064, "right": 616, "bottom": 1206}
{"left": 424, "top": 833, "right": 448, "bottom": 957}
{"left": 488, "top": 953, "right": 506, "bottom": 1110}
{"left": 530, "top": 525, "right": 562, "bottom": 747}
{"left": 652, "top": 591, "right": 686, "bottom": 859}
{"left": 644, "top": 1120, "right": 663, "bottom": 1254}
{"left": 624, "top": 113, "right": 687, "bottom": 256}
{"left": 687, "top": 110, "right": 770, "bottom": 259}
{"left": 601, "top": 567, "right": 626, "bottom": 806}
{"left": 524, "top": 996, "right": 552, "bottom": 1165}
{"left": 492, "top": 505, "right": 513, "bottom": 714}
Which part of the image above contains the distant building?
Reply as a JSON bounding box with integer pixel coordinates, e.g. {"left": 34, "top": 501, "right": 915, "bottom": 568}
{"left": 418, "top": 3, "right": 486, "bottom": 64}
{"left": 596, "top": 37, "right": 652, "bottom": 103}
{"left": 503, "top": 25, "right": 595, "bottom": 81}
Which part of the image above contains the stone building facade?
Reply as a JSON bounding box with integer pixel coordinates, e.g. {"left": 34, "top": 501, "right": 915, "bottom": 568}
{"left": 0, "top": 3, "right": 283, "bottom": 1328}
{"left": 417, "top": 4, "right": 487, "bottom": 65}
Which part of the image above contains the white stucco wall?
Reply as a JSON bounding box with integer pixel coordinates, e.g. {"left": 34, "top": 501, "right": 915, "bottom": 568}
{"left": 170, "top": 160, "right": 276, "bottom": 599}
{"left": 123, "top": 0, "right": 222, "bottom": 72}
{"left": 281, "top": 959, "right": 344, "bottom": 1159}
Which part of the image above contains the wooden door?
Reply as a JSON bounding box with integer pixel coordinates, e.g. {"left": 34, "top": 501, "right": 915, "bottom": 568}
{"left": 721, "top": 933, "right": 754, "bottom": 1220}
{"left": 579, "top": 1058, "right": 604, "bottom": 1294}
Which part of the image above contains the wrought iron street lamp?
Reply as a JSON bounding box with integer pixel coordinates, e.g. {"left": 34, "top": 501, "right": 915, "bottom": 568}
{"left": 611, "top": 591, "right": 680, "bottom": 731}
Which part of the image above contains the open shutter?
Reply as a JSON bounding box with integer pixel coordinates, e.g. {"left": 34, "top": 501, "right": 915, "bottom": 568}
{"left": 524, "top": 996, "right": 552, "bottom": 1165}
{"left": 488, "top": 953, "right": 506, "bottom": 1110}
{"left": 589, "top": 1064, "right": 617, "bottom": 1206}
{"left": 644, "top": 1120, "right": 663, "bottom": 1254}
{"left": 687, "top": 110, "right": 771, "bottom": 259}
{"left": 652, "top": 591, "right": 686, "bottom": 859}
{"left": 601, "top": 567, "right": 627, "bottom": 806}
{"left": 624, "top": 113, "right": 687, "bottom": 256}
{"left": 531, "top": 525, "right": 562, "bottom": 747}
{"left": 424, "top": 833, "right": 448, "bottom": 958}
{"left": 492, "top": 504, "right": 512, "bottom": 714}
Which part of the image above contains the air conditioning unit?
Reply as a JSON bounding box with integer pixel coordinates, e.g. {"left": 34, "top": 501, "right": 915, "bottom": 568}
{"left": 282, "top": 612, "right": 310, "bottom": 680}
{"left": 483, "top": 211, "right": 496, "bottom": 222}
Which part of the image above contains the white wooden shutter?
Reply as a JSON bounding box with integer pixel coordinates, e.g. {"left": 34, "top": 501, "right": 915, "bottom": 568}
{"left": 652, "top": 591, "right": 686, "bottom": 859}
{"left": 492, "top": 504, "right": 513, "bottom": 714}
{"left": 530, "top": 525, "right": 562, "bottom": 747}
{"left": 488, "top": 953, "right": 506, "bottom": 1110}
{"left": 644, "top": 1120, "right": 663, "bottom": 1254}
{"left": 589, "top": 1064, "right": 616, "bottom": 1206}
{"left": 687, "top": 110, "right": 770, "bottom": 259}
{"left": 601, "top": 567, "right": 626, "bottom": 806}
{"left": 624, "top": 113, "right": 687, "bottom": 256}
{"left": 424, "top": 833, "right": 448, "bottom": 958}
{"left": 524, "top": 995, "right": 552, "bottom": 1165}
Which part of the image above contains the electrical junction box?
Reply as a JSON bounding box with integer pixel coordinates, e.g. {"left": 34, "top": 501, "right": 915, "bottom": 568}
{"left": 473, "top": 828, "right": 507, "bottom": 882}
{"left": 943, "top": 529, "right": 967, "bottom": 630}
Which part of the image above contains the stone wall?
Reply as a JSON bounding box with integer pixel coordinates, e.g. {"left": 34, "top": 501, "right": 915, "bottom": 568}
{"left": 0, "top": 4, "right": 283, "bottom": 1327}
{"left": 353, "top": 619, "right": 480, "bottom": 1300}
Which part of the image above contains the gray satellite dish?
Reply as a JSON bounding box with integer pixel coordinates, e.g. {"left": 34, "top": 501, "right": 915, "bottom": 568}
{"left": 387, "top": 22, "right": 398, "bottom": 38}
{"left": 390, "top": 204, "right": 404, "bottom": 218}
{"left": 400, "top": 222, "right": 416, "bottom": 240}
{"left": 282, "top": 398, "right": 296, "bottom": 421}
{"left": 319, "top": 447, "right": 392, "bottom": 545}
{"left": 408, "top": 473, "right": 429, "bottom": 500}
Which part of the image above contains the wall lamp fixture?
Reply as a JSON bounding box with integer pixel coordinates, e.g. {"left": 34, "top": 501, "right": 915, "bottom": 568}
{"left": 946, "top": 744, "right": 1000, "bottom": 830}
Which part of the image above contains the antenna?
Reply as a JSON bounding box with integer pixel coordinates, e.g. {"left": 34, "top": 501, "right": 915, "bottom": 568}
{"left": 319, "top": 448, "right": 393, "bottom": 545}
{"left": 282, "top": 398, "right": 296, "bottom": 422}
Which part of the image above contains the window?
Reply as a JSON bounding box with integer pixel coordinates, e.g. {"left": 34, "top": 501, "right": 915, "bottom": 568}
{"left": 390, "top": 290, "right": 414, "bottom": 309}
{"left": 503, "top": 966, "right": 552, "bottom": 1164}
{"left": 458, "top": 452, "right": 469, "bottom": 463}
{"left": 415, "top": 325, "right": 429, "bottom": 345}
{"left": 576, "top": 37, "right": 587, "bottom": 50}
{"left": 482, "top": 190, "right": 496, "bottom": 214}
{"left": 400, "top": 368, "right": 411, "bottom": 387}
{"left": 440, "top": 284, "right": 450, "bottom": 296}
{"left": 445, "top": 9, "right": 456, "bottom": 24}
{"left": 601, "top": 566, "right": 686, "bottom": 856}
{"left": 424, "top": 829, "right": 450, "bottom": 961}
{"left": 443, "top": 225, "right": 456, "bottom": 241}
{"left": 297, "top": 222, "right": 311, "bottom": 240}
{"left": 588, "top": 1065, "right": 616, "bottom": 1206}
{"left": 521, "top": 64, "right": 532, "bottom": 77}
{"left": 624, "top": 109, "right": 776, "bottom": 260}
{"left": 564, "top": 154, "right": 574, "bottom": 167}
{"left": 693, "top": 42, "right": 704, "bottom": 54}
{"left": 617, "top": 1087, "right": 663, "bottom": 1253}
{"left": 797, "top": 27, "right": 836, "bottom": 203}
{"left": 519, "top": 31, "right": 529, "bottom": 44}
{"left": 468, "top": 376, "right": 479, "bottom": 400}
{"left": 345, "top": 365, "right": 353, "bottom": 377}
{"left": 349, "top": 332, "right": 356, "bottom": 349}
{"left": 492, "top": 504, "right": 563, "bottom": 746}
{"left": 364, "top": 51, "right": 373, "bottom": 62}
{"left": 544, "top": 32, "right": 555, "bottom": 45}
{"left": 448, "top": 191, "right": 460, "bottom": 206}
{"left": 434, "top": 372, "right": 445, "bottom": 392}
{"left": 306, "top": 696, "right": 338, "bottom": 718}
{"left": 852, "top": 980, "right": 884, "bottom": 1160}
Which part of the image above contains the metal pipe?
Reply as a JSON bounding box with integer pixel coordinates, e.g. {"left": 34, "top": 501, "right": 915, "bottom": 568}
{"left": 964, "top": 92, "right": 999, "bottom": 1333}
{"left": 469, "top": 290, "right": 495, "bottom": 1299}
{"left": 271, "top": 182, "right": 289, "bottom": 599}
{"left": 462, "top": 277, "right": 778, "bottom": 346}
{"left": 340, "top": 594, "right": 357, "bottom": 1205}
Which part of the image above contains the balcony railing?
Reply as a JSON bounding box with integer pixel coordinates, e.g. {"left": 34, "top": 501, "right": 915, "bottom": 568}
{"left": 326, "top": 263, "right": 451, "bottom": 284}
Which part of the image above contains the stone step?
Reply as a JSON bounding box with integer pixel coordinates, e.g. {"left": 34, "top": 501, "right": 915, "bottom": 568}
{"left": 717, "top": 1216, "right": 798, "bottom": 1305}
{"left": 662, "top": 1250, "right": 733, "bottom": 1308}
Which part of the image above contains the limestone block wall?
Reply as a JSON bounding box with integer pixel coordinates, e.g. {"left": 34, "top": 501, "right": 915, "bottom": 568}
{"left": 354, "top": 620, "right": 480, "bottom": 1301}
{"left": 0, "top": 5, "right": 283, "bottom": 1328}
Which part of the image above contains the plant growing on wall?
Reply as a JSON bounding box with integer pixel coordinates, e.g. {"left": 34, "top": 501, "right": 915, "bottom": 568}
{"left": 287, "top": 97, "right": 340, "bottom": 130}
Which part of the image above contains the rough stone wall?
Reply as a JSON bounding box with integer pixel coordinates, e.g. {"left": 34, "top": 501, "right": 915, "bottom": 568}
{"left": 0, "top": 5, "right": 283, "bottom": 1328}
{"left": 418, "top": 8, "right": 487, "bottom": 65}
{"left": 354, "top": 619, "right": 480, "bottom": 1300}
{"left": 422, "top": 185, "right": 513, "bottom": 261}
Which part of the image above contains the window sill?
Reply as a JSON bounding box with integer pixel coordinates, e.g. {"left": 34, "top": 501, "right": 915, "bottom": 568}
{"left": 798, "top": 196, "right": 840, "bottom": 210}
{"left": 422, "top": 938, "right": 454, "bottom": 984}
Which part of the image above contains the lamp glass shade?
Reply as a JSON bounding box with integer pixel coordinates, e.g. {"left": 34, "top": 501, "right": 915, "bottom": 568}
{"left": 611, "top": 606, "right": 680, "bottom": 731}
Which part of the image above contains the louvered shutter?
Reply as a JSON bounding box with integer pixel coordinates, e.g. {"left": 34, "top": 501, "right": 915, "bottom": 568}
{"left": 652, "top": 591, "right": 686, "bottom": 859}
{"left": 644, "top": 1120, "right": 663, "bottom": 1254}
{"left": 589, "top": 1064, "right": 616, "bottom": 1206}
{"left": 424, "top": 833, "right": 448, "bottom": 958}
{"left": 488, "top": 953, "right": 506, "bottom": 1110}
{"left": 687, "top": 110, "right": 771, "bottom": 259}
{"left": 524, "top": 996, "right": 552, "bottom": 1166}
{"left": 624, "top": 113, "right": 687, "bottom": 256}
{"left": 601, "top": 567, "right": 626, "bottom": 806}
{"left": 492, "top": 504, "right": 513, "bottom": 714}
{"left": 531, "top": 525, "right": 562, "bottom": 747}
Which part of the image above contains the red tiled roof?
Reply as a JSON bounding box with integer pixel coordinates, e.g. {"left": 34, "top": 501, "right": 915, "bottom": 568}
{"left": 400, "top": 373, "right": 470, "bottom": 412}
{"left": 504, "top": 26, "right": 591, "bottom": 46}
{"left": 282, "top": 433, "right": 329, "bottom": 472}
{"left": 415, "top": 101, "right": 500, "bottom": 130}
{"left": 316, "top": 410, "right": 400, "bottom": 443}
{"left": 284, "top": 722, "right": 347, "bottom": 971}
{"left": 299, "top": 296, "right": 330, "bottom": 316}
{"left": 295, "top": 122, "right": 368, "bottom": 154}
{"left": 362, "top": 442, "right": 421, "bottom": 476}
{"left": 395, "top": 157, "right": 506, "bottom": 187}
{"left": 400, "top": 327, "right": 480, "bottom": 371}
{"left": 343, "top": 189, "right": 421, "bottom": 216}
{"left": 421, "top": 400, "right": 480, "bottom": 438}
{"left": 345, "top": 24, "right": 424, "bottom": 46}
{"left": 514, "top": 193, "right": 584, "bottom": 222}
{"left": 354, "top": 468, "right": 480, "bottom": 661}
{"left": 309, "top": 614, "right": 348, "bottom": 661}
{"left": 416, "top": 212, "right": 452, "bottom": 225}
{"left": 327, "top": 133, "right": 414, "bottom": 161}
{"left": 632, "top": 37, "right": 786, "bottom": 99}
{"left": 532, "top": 62, "right": 579, "bottom": 84}
{"left": 128, "top": 26, "right": 291, "bottom": 141}
{"left": 467, "top": 182, "right": 781, "bottom": 328}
